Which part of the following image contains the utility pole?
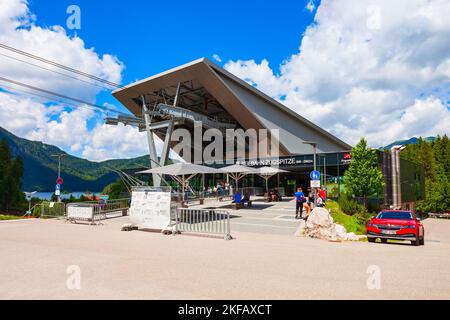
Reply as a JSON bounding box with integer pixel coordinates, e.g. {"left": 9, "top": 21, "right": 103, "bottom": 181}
{"left": 52, "top": 154, "right": 66, "bottom": 202}
{"left": 303, "top": 141, "right": 318, "bottom": 208}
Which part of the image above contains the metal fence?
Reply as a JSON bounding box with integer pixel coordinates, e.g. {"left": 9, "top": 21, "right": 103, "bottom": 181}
{"left": 40, "top": 201, "right": 66, "bottom": 219}
{"left": 174, "top": 208, "right": 232, "bottom": 240}
{"left": 66, "top": 198, "right": 130, "bottom": 224}
{"left": 428, "top": 213, "right": 450, "bottom": 219}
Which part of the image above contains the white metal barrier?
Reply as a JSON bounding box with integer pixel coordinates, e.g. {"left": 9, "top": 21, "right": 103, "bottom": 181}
{"left": 174, "top": 208, "right": 232, "bottom": 240}
{"left": 66, "top": 199, "right": 130, "bottom": 224}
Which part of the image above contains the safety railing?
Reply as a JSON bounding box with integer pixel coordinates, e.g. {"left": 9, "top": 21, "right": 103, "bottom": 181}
{"left": 66, "top": 198, "right": 130, "bottom": 224}
{"left": 428, "top": 213, "right": 450, "bottom": 219}
{"left": 174, "top": 208, "right": 232, "bottom": 240}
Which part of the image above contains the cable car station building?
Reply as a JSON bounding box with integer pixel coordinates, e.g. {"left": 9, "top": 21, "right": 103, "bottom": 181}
{"left": 111, "top": 58, "right": 424, "bottom": 210}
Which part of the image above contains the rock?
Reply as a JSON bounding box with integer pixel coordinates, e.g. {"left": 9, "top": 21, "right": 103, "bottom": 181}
{"left": 346, "top": 232, "right": 361, "bottom": 241}
{"left": 303, "top": 207, "right": 360, "bottom": 242}
{"left": 334, "top": 224, "right": 348, "bottom": 240}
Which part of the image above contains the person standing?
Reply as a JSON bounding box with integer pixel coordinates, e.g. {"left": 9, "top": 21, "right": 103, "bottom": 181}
{"left": 295, "top": 187, "right": 305, "bottom": 219}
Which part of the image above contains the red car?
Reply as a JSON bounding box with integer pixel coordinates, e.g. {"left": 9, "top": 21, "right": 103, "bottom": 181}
{"left": 366, "top": 210, "right": 425, "bottom": 246}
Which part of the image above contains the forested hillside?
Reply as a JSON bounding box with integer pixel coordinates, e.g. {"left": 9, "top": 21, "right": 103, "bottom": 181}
{"left": 0, "top": 127, "right": 152, "bottom": 191}
{"left": 401, "top": 135, "right": 450, "bottom": 212}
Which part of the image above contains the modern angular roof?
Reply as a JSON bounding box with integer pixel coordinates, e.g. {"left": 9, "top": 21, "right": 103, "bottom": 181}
{"left": 112, "top": 58, "right": 352, "bottom": 154}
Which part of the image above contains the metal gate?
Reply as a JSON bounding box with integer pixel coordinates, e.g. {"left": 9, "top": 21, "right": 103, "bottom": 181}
{"left": 66, "top": 198, "right": 130, "bottom": 224}
{"left": 40, "top": 201, "right": 66, "bottom": 219}
{"left": 174, "top": 208, "right": 232, "bottom": 240}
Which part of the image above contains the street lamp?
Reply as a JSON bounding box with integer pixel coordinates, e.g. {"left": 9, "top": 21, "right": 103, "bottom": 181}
{"left": 24, "top": 191, "right": 37, "bottom": 217}
{"left": 303, "top": 141, "right": 318, "bottom": 208}
{"left": 302, "top": 141, "right": 318, "bottom": 172}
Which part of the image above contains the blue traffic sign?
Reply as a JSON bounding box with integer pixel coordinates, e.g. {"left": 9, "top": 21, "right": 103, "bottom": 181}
{"left": 55, "top": 184, "right": 61, "bottom": 191}
{"left": 310, "top": 171, "right": 321, "bottom": 181}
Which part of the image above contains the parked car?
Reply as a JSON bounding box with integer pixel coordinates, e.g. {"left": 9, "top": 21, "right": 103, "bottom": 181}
{"left": 366, "top": 210, "right": 425, "bottom": 246}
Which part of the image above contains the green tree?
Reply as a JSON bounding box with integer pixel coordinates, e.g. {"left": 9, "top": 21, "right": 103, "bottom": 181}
{"left": 0, "top": 139, "right": 25, "bottom": 212}
{"left": 402, "top": 135, "right": 450, "bottom": 213}
{"left": 344, "top": 138, "right": 384, "bottom": 208}
{"left": 102, "top": 179, "right": 128, "bottom": 200}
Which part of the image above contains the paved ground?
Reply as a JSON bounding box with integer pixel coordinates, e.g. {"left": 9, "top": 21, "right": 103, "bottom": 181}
{"left": 203, "top": 198, "right": 301, "bottom": 235}
{"left": 1, "top": 204, "right": 450, "bottom": 300}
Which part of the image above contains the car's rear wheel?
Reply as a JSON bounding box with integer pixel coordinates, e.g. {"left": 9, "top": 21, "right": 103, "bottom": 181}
{"left": 420, "top": 230, "right": 425, "bottom": 245}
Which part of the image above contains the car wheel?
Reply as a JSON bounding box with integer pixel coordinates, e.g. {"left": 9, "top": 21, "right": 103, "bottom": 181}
{"left": 368, "top": 237, "right": 375, "bottom": 243}
{"left": 411, "top": 237, "right": 420, "bottom": 246}
{"left": 420, "top": 231, "right": 425, "bottom": 246}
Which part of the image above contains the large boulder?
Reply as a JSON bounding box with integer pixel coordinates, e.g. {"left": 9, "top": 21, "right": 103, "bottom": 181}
{"left": 303, "top": 207, "right": 362, "bottom": 242}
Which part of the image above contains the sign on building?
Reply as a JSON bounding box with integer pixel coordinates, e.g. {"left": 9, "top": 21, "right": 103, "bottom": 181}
{"left": 129, "top": 187, "right": 172, "bottom": 230}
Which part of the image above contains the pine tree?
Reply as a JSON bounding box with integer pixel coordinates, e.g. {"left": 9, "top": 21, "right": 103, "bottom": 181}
{"left": 0, "top": 139, "right": 25, "bottom": 212}
{"left": 344, "top": 138, "right": 384, "bottom": 208}
{"left": 403, "top": 135, "right": 450, "bottom": 213}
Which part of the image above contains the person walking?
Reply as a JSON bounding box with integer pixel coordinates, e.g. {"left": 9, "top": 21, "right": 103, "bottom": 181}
{"left": 295, "top": 187, "right": 306, "bottom": 219}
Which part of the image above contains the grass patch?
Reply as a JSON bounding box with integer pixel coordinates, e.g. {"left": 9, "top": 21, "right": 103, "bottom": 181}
{"left": 326, "top": 200, "right": 368, "bottom": 235}
{"left": 0, "top": 214, "right": 24, "bottom": 221}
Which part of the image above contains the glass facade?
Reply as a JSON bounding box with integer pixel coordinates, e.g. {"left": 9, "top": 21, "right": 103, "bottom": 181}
{"left": 136, "top": 150, "right": 425, "bottom": 207}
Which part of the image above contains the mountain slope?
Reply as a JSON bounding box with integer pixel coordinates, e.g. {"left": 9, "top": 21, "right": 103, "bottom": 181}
{"left": 383, "top": 137, "right": 436, "bottom": 150}
{"left": 0, "top": 127, "right": 153, "bottom": 191}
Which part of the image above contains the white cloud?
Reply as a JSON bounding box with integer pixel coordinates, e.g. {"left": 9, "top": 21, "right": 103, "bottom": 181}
{"left": 212, "top": 54, "right": 222, "bottom": 63}
{"left": 224, "top": 0, "right": 450, "bottom": 147}
{"left": 0, "top": 0, "right": 155, "bottom": 161}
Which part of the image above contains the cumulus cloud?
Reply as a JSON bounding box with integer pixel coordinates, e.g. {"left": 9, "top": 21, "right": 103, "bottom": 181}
{"left": 224, "top": 0, "right": 450, "bottom": 147}
{"left": 0, "top": 91, "right": 152, "bottom": 161}
{"left": 0, "top": 0, "right": 156, "bottom": 161}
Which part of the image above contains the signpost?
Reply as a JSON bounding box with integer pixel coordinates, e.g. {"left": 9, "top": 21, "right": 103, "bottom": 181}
{"left": 310, "top": 170, "right": 321, "bottom": 181}
{"left": 310, "top": 170, "right": 321, "bottom": 209}
{"left": 52, "top": 154, "right": 66, "bottom": 202}
{"left": 55, "top": 184, "right": 61, "bottom": 197}
{"left": 310, "top": 180, "right": 321, "bottom": 188}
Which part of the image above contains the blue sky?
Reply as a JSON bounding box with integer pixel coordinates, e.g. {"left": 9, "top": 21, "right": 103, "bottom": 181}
{"left": 1, "top": 0, "right": 449, "bottom": 161}
{"left": 28, "top": 0, "right": 317, "bottom": 112}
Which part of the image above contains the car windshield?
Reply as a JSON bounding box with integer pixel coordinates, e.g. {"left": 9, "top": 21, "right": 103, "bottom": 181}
{"left": 376, "top": 211, "right": 413, "bottom": 220}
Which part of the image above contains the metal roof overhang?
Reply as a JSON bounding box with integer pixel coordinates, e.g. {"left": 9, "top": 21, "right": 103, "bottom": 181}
{"left": 112, "top": 58, "right": 352, "bottom": 156}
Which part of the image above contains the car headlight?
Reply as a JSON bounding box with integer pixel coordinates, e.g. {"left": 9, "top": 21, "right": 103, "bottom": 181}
{"left": 368, "top": 223, "right": 378, "bottom": 228}
{"left": 401, "top": 225, "right": 416, "bottom": 229}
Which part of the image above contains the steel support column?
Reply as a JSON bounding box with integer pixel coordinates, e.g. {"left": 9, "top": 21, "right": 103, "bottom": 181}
{"left": 160, "top": 120, "right": 174, "bottom": 167}
{"left": 142, "top": 95, "right": 161, "bottom": 187}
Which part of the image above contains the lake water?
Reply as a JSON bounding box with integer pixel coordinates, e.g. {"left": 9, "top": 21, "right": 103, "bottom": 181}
{"left": 32, "top": 192, "right": 101, "bottom": 200}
